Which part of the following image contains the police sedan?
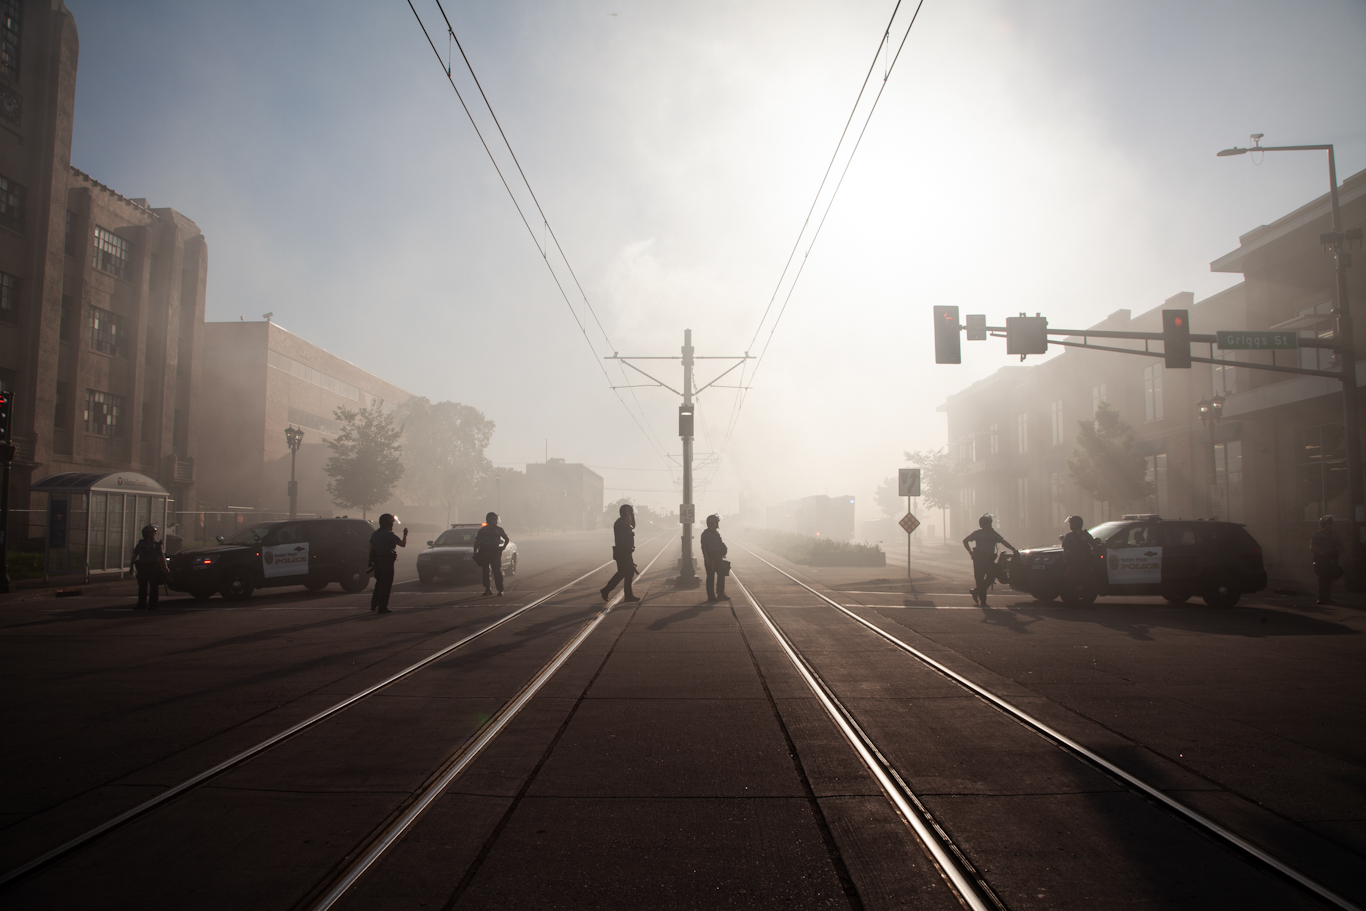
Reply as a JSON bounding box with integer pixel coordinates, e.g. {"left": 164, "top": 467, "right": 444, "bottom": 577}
{"left": 416, "top": 523, "right": 518, "bottom": 584}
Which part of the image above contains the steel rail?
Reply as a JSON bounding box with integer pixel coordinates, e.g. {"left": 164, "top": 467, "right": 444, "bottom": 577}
{"left": 307, "top": 537, "right": 676, "bottom": 910}
{"left": 732, "top": 573, "right": 1001, "bottom": 911}
{"left": 0, "top": 542, "right": 661, "bottom": 890}
{"left": 737, "top": 544, "right": 1365, "bottom": 911}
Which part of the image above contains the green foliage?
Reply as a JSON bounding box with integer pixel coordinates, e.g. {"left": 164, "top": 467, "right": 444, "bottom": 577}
{"left": 1067, "top": 402, "right": 1153, "bottom": 506}
{"left": 740, "top": 528, "right": 884, "bottom": 566}
{"left": 396, "top": 397, "right": 495, "bottom": 525}
{"left": 902, "top": 447, "right": 961, "bottom": 512}
{"left": 5, "top": 551, "right": 43, "bottom": 580}
{"left": 874, "top": 476, "right": 902, "bottom": 519}
{"left": 325, "top": 403, "right": 405, "bottom": 519}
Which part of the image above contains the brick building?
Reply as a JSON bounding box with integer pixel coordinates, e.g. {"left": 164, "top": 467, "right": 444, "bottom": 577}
{"left": 938, "top": 167, "right": 1366, "bottom": 581}
{"left": 196, "top": 320, "right": 410, "bottom": 522}
{"left": 0, "top": 2, "right": 207, "bottom": 546}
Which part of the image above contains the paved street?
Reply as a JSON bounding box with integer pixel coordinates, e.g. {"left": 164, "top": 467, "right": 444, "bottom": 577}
{"left": 1, "top": 531, "right": 1362, "bottom": 909}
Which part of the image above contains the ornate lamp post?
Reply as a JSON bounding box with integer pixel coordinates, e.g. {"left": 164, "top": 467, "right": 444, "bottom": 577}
{"left": 1196, "top": 395, "right": 1225, "bottom": 517}
{"left": 284, "top": 425, "right": 304, "bottom": 520}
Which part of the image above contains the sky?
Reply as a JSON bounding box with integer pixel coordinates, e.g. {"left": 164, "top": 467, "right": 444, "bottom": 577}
{"left": 65, "top": 0, "right": 1366, "bottom": 526}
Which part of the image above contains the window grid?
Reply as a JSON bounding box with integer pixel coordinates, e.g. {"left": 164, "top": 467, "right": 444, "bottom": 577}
{"left": 0, "top": 269, "right": 15, "bottom": 321}
{"left": 1091, "top": 384, "right": 1106, "bottom": 415}
{"left": 84, "top": 389, "right": 125, "bottom": 437}
{"left": 1143, "top": 364, "right": 1163, "bottom": 422}
{"left": 1017, "top": 412, "right": 1028, "bottom": 454}
{"left": 1050, "top": 399, "right": 1064, "bottom": 446}
{"left": 1144, "top": 454, "right": 1168, "bottom": 516}
{"left": 0, "top": 173, "right": 24, "bottom": 232}
{"left": 1017, "top": 477, "right": 1028, "bottom": 528}
{"left": 989, "top": 423, "right": 999, "bottom": 455}
{"left": 89, "top": 306, "right": 128, "bottom": 358}
{"left": 93, "top": 226, "right": 130, "bottom": 279}
{"left": 0, "top": 0, "right": 18, "bottom": 81}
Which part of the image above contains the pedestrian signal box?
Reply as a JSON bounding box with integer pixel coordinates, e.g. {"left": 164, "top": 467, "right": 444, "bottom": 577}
{"left": 965, "top": 314, "right": 987, "bottom": 341}
{"left": 0, "top": 391, "right": 10, "bottom": 441}
{"left": 678, "top": 403, "right": 694, "bottom": 438}
{"left": 1162, "top": 309, "right": 1191, "bottom": 368}
{"left": 933, "top": 306, "right": 961, "bottom": 364}
{"left": 1006, "top": 316, "right": 1048, "bottom": 355}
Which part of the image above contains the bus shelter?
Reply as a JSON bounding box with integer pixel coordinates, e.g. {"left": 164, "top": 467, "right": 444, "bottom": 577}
{"left": 29, "top": 472, "right": 170, "bottom": 579}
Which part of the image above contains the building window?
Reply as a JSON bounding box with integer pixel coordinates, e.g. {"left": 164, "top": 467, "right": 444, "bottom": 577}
{"left": 989, "top": 422, "right": 999, "bottom": 455}
{"left": 1297, "top": 423, "right": 1348, "bottom": 522}
{"left": 89, "top": 306, "right": 128, "bottom": 358}
{"left": 1273, "top": 301, "right": 1336, "bottom": 373}
{"left": 0, "top": 0, "right": 18, "bottom": 81}
{"left": 1017, "top": 412, "right": 1028, "bottom": 454}
{"left": 1143, "top": 364, "right": 1163, "bottom": 422}
{"left": 59, "top": 295, "right": 75, "bottom": 340}
{"left": 1144, "top": 454, "right": 1168, "bottom": 516}
{"left": 84, "top": 389, "right": 125, "bottom": 437}
{"left": 1213, "top": 351, "right": 1238, "bottom": 396}
{"left": 54, "top": 382, "right": 71, "bottom": 427}
{"left": 1050, "top": 399, "right": 1064, "bottom": 446}
{"left": 1091, "top": 384, "right": 1106, "bottom": 415}
{"left": 1017, "top": 477, "right": 1029, "bottom": 528}
{"left": 141, "top": 400, "right": 154, "bottom": 443}
{"left": 64, "top": 210, "right": 78, "bottom": 256}
{"left": 0, "top": 173, "right": 25, "bottom": 233}
{"left": 1214, "top": 442, "right": 1243, "bottom": 522}
{"left": 0, "top": 269, "right": 15, "bottom": 322}
{"left": 93, "top": 226, "right": 130, "bottom": 279}
{"left": 1050, "top": 471, "right": 1066, "bottom": 528}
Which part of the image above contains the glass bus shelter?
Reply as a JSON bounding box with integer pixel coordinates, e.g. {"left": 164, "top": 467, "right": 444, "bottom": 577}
{"left": 29, "top": 472, "right": 171, "bottom": 580}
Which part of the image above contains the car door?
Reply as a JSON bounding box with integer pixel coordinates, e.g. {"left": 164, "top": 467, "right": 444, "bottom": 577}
{"left": 262, "top": 523, "right": 310, "bottom": 584}
{"left": 1105, "top": 524, "right": 1162, "bottom": 588}
{"left": 305, "top": 521, "right": 340, "bottom": 582}
{"left": 1158, "top": 523, "right": 1199, "bottom": 591}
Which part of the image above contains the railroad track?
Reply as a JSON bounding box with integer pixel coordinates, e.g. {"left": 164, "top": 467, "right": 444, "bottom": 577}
{"left": 0, "top": 536, "right": 674, "bottom": 909}
{"left": 734, "top": 544, "right": 1363, "bottom": 911}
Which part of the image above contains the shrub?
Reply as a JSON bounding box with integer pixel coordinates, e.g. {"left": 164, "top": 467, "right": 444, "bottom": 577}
{"left": 738, "top": 528, "right": 885, "bottom": 567}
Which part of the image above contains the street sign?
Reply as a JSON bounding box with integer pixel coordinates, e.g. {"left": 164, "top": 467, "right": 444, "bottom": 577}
{"left": 898, "top": 468, "right": 921, "bottom": 497}
{"left": 899, "top": 512, "right": 920, "bottom": 534}
{"left": 965, "top": 314, "right": 987, "bottom": 340}
{"left": 679, "top": 503, "right": 695, "bottom": 524}
{"left": 1217, "top": 330, "right": 1299, "bottom": 350}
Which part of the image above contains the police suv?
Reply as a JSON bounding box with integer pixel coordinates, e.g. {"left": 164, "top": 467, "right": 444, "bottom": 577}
{"left": 1000, "top": 515, "right": 1267, "bottom": 608}
{"left": 168, "top": 518, "right": 375, "bottom": 601}
{"left": 416, "top": 523, "right": 517, "bottom": 585}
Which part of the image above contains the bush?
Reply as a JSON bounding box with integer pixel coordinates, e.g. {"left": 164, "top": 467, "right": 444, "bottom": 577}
{"left": 6, "top": 551, "right": 44, "bottom": 580}
{"left": 738, "top": 528, "right": 885, "bottom": 567}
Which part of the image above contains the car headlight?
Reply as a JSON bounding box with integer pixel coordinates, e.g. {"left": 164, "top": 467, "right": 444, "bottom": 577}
{"left": 417, "top": 553, "right": 432, "bottom": 561}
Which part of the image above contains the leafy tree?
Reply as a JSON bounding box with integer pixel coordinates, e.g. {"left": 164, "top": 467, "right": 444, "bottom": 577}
{"left": 325, "top": 404, "right": 405, "bottom": 519}
{"left": 904, "top": 447, "right": 962, "bottom": 542}
{"left": 874, "top": 476, "right": 902, "bottom": 519}
{"left": 1067, "top": 402, "right": 1152, "bottom": 507}
{"left": 397, "top": 397, "right": 495, "bottom": 526}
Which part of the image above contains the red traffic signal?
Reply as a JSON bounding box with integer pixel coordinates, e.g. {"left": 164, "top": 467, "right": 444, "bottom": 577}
{"left": 1163, "top": 309, "right": 1191, "bottom": 368}
{"left": 0, "top": 391, "right": 11, "bottom": 442}
{"left": 933, "top": 306, "right": 961, "bottom": 364}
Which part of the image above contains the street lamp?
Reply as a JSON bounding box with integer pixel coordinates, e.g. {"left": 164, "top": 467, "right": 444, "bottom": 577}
{"left": 284, "top": 425, "right": 304, "bottom": 520}
{"left": 1219, "top": 134, "right": 1365, "bottom": 587}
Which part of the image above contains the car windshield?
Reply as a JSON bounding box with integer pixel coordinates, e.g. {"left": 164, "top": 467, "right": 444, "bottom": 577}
{"left": 1087, "top": 522, "right": 1130, "bottom": 543}
{"left": 224, "top": 524, "right": 273, "bottom": 545}
{"left": 434, "top": 528, "right": 479, "bottom": 546}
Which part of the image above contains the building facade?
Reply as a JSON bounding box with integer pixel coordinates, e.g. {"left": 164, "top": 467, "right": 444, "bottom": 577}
{"left": 196, "top": 320, "right": 410, "bottom": 523}
{"left": 521, "top": 459, "right": 603, "bottom": 531}
{"left": 938, "top": 167, "right": 1366, "bottom": 581}
{"left": 0, "top": 2, "right": 207, "bottom": 547}
{"left": 766, "top": 494, "right": 856, "bottom": 539}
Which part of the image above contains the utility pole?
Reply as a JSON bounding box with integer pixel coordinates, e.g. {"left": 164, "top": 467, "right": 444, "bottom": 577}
{"left": 608, "top": 331, "right": 750, "bottom": 589}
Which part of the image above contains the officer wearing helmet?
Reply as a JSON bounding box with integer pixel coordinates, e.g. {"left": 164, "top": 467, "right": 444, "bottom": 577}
{"left": 129, "top": 524, "right": 168, "bottom": 610}
{"left": 369, "top": 513, "right": 407, "bottom": 613}
{"left": 962, "top": 514, "right": 1018, "bottom": 606}
{"left": 700, "top": 514, "right": 729, "bottom": 602}
{"left": 474, "top": 511, "right": 510, "bottom": 597}
{"left": 1060, "top": 515, "right": 1098, "bottom": 605}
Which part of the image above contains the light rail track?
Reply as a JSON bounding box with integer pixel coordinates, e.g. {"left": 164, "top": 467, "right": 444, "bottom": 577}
{"left": 737, "top": 543, "right": 1364, "bottom": 911}
{"left": 0, "top": 539, "right": 665, "bottom": 891}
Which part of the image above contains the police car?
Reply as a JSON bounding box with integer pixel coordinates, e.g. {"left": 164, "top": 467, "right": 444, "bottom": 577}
{"left": 168, "top": 518, "right": 374, "bottom": 601}
{"left": 416, "top": 523, "right": 517, "bottom": 584}
{"left": 1000, "top": 515, "right": 1267, "bottom": 608}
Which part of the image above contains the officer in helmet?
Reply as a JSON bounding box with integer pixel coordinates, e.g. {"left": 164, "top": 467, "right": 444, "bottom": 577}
{"left": 369, "top": 513, "right": 407, "bottom": 614}
{"left": 1060, "top": 515, "right": 1098, "bottom": 605}
{"left": 962, "top": 514, "right": 1018, "bottom": 606}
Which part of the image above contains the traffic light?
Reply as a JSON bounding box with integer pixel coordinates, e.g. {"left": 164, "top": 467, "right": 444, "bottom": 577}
{"left": 1006, "top": 316, "right": 1048, "bottom": 355}
{"left": 933, "top": 306, "right": 960, "bottom": 364}
{"left": 1163, "top": 309, "right": 1191, "bottom": 368}
{"left": 678, "top": 403, "right": 694, "bottom": 438}
{"left": 0, "top": 391, "right": 10, "bottom": 441}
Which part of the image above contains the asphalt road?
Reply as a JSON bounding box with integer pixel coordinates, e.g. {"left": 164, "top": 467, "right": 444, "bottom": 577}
{"left": 0, "top": 530, "right": 1361, "bottom": 909}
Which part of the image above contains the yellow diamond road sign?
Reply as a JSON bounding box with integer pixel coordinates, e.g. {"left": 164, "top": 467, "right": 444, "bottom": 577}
{"left": 899, "top": 512, "right": 920, "bottom": 534}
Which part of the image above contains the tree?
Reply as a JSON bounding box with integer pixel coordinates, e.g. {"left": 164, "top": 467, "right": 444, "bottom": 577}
{"left": 1067, "top": 402, "right": 1153, "bottom": 508}
{"left": 397, "top": 397, "right": 496, "bottom": 526}
{"left": 904, "top": 447, "right": 962, "bottom": 543}
{"left": 874, "top": 477, "right": 902, "bottom": 519}
{"left": 325, "top": 404, "right": 405, "bottom": 519}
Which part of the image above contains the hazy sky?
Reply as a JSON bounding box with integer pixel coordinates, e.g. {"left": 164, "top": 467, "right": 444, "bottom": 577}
{"left": 66, "top": 0, "right": 1366, "bottom": 523}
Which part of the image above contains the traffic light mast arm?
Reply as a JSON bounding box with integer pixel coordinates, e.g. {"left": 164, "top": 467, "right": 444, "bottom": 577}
{"left": 979, "top": 324, "right": 1334, "bottom": 348}
{"left": 987, "top": 333, "right": 1343, "bottom": 379}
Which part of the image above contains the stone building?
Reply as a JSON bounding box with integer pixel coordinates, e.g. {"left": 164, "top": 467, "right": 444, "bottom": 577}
{"left": 938, "top": 166, "right": 1366, "bottom": 581}
{"left": 0, "top": 1, "right": 207, "bottom": 546}
{"left": 196, "top": 320, "right": 410, "bottom": 524}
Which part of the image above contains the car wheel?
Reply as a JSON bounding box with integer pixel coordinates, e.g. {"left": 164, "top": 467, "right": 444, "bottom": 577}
{"left": 417, "top": 570, "right": 434, "bottom": 585}
{"left": 1202, "top": 580, "right": 1241, "bottom": 609}
{"left": 1163, "top": 593, "right": 1191, "bottom": 604}
{"left": 339, "top": 568, "right": 370, "bottom": 593}
{"left": 304, "top": 579, "right": 329, "bottom": 592}
{"left": 191, "top": 587, "right": 215, "bottom": 602}
{"left": 221, "top": 567, "right": 254, "bottom": 601}
{"left": 1061, "top": 590, "right": 1097, "bottom": 608}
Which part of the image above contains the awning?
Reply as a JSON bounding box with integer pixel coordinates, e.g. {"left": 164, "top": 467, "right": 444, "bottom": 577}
{"left": 30, "top": 471, "right": 170, "bottom": 496}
